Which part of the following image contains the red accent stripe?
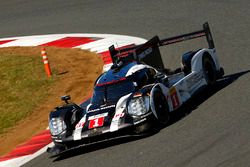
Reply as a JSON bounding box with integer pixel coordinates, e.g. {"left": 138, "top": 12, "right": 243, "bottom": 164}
{"left": 96, "top": 77, "right": 126, "bottom": 87}
{"left": 40, "top": 37, "right": 95, "bottom": 48}
{"left": 0, "top": 130, "right": 52, "bottom": 162}
{"left": 0, "top": 39, "right": 15, "bottom": 45}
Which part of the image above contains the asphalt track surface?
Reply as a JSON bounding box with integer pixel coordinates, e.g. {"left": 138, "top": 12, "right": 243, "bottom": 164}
{"left": 1, "top": 1, "right": 250, "bottom": 167}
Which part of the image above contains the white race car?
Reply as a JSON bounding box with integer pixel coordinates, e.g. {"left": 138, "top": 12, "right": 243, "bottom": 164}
{"left": 47, "top": 22, "right": 224, "bottom": 156}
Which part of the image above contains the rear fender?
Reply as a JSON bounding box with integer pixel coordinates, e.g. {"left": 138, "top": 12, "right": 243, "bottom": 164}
{"left": 191, "top": 48, "right": 221, "bottom": 72}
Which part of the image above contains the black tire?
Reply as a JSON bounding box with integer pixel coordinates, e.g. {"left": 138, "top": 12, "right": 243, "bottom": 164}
{"left": 202, "top": 54, "right": 217, "bottom": 85}
{"left": 152, "top": 89, "right": 170, "bottom": 125}
{"left": 47, "top": 143, "right": 67, "bottom": 157}
{"left": 134, "top": 121, "right": 153, "bottom": 134}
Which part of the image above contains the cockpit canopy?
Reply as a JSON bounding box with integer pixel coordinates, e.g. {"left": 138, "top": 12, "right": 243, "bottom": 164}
{"left": 91, "top": 62, "right": 156, "bottom": 105}
{"left": 91, "top": 78, "right": 135, "bottom": 105}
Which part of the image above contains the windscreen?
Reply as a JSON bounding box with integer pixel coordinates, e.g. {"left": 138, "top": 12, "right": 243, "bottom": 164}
{"left": 91, "top": 80, "right": 135, "bottom": 105}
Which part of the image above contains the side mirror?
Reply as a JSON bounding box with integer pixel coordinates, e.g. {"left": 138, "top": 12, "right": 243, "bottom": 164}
{"left": 61, "top": 95, "right": 71, "bottom": 104}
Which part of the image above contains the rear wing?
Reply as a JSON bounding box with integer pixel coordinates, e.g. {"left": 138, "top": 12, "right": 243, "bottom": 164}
{"left": 109, "top": 22, "right": 215, "bottom": 70}
{"left": 160, "top": 22, "right": 214, "bottom": 48}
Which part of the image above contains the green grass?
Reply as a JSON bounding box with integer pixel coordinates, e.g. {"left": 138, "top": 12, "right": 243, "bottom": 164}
{"left": 0, "top": 54, "right": 55, "bottom": 134}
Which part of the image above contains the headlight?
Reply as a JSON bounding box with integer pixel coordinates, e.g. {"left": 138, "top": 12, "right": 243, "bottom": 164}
{"left": 128, "top": 96, "right": 150, "bottom": 116}
{"left": 49, "top": 118, "right": 67, "bottom": 136}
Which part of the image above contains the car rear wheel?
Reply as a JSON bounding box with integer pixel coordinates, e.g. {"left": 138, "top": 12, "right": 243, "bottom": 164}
{"left": 202, "top": 54, "right": 217, "bottom": 85}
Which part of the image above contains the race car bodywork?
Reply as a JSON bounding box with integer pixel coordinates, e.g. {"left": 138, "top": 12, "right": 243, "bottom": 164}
{"left": 47, "top": 22, "right": 224, "bottom": 156}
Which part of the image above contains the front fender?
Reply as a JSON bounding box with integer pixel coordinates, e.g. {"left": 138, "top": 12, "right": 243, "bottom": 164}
{"left": 150, "top": 83, "right": 173, "bottom": 116}
{"left": 49, "top": 104, "right": 84, "bottom": 134}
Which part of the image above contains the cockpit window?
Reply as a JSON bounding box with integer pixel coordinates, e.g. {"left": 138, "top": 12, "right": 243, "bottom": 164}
{"left": 91, "top": 79, "right": 135, "bottom": 105}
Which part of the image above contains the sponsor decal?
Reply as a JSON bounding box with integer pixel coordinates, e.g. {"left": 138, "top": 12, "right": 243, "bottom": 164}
{"left": 88, "top": 105, "right": 115, "bottom": 113}
{"left": 161, "top": 32, "right": 206, "bottom": 45}
{"left": 186, "top": 72, "right": 203, "bottom": 89}
{"left": 169, "top": 87, "right": 180, "bottom": 109}
{"left": 110, "top": 94, "right": 131, "bottom": 132}
{"left": 75, "top": 115, "right": 86, "bottom": 129}
{"left": 134, "top": 118, "right": 147, "bottom": 125}
{"left": 73, "top": 115, "right": 86, "bottom": 140}
{"left": 88, "top": 113, "right": 108, "bottom": 129}
{"left": 114, "top": 112, "right": 125, "bottom": 118}
{"left": 138, "top": 47, "right": 153, "bottom": 59}
{"left": 89, "top": 117, "right": 105, "bottom": 129}
{"left": 75, "top": 122, "right": 85, "bottom": 129}
{"left": 88, "top": 112, "right": 108, "bottom": 120}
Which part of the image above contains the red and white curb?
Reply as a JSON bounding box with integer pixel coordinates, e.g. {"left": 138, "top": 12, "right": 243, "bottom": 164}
{"left": 0, "top": 33, "right": 146, "bottom": 167}
{"left": 0, "top": 34, "right": 146, "bottom": 71}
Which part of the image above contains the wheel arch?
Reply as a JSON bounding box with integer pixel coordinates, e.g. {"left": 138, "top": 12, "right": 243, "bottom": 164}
{"left": 150, "top": 83, "right": 173, "bottom": 120}
{"left": 191, "top": 48, "right": 220, "bottom": 72}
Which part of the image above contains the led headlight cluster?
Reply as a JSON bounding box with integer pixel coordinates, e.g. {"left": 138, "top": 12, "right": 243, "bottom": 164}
{"left": 128, "top": 96, "right": 150, "bottom": 116}
{"left": 49, "top": 118, "right": 67, "bottom": 136}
